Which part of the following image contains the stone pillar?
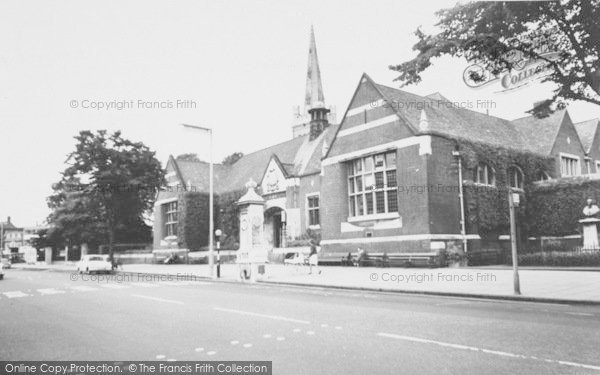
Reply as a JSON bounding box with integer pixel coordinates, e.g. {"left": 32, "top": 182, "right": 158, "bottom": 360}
{"left": 236, "top": 179, "right": 267, "bottom": 282}
{"left": 44, "top": 247, "right": 53, "bottom": 265}
{"left": 579, "top": 218, "right": 600, "bottom": 249}
{"left": 81, "top": 243, "right": 89, "bottom": 259}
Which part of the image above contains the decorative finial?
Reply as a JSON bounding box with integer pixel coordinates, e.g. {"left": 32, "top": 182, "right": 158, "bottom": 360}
{"left": 245, "top": 178, "right": 257, "bottom": 190}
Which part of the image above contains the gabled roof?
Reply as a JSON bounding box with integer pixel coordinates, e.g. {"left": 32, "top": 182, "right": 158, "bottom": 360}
{"left": 574, "top": 118, "right": 600, "bottom": 153}
{"left": 372, "top": 80, "right": 535, "bottom": 153}
{"left": 511, "top": 110, "right": 568, "bottom": 155}
{"left": 0, "top": 220, "right": 19, "bottom": 230}
{"left": 164, "top": 124, "right": 337, "bottom": 195}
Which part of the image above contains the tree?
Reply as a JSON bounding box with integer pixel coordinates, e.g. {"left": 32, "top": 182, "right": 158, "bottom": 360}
{"left": 390, "top": 1, "right": 600, "bottom": 117}
{"left": 49, "top": 130, "right": 165, "bottom": 261}
{"left": 222, "top": 152, "right": 244, "bottom": 166}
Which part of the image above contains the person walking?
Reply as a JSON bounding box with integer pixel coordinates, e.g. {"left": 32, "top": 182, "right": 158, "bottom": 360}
{"left": 308, "top": 239, "right": 321, "bottom": 275}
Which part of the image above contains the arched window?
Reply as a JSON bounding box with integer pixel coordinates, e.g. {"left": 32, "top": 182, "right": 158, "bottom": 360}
{"left": 474, "top": 163, "right": 495, "bottom": 185}
{"left": 508, "top": 166, "right": 525, "bottom": 189}
{"left": 536, "top": 171, "right": 550, "bottom": 181}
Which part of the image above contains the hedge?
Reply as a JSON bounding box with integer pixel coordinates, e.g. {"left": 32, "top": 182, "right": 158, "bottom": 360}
{"left": 515, "top": 251, "right": 600, "bottom": 267}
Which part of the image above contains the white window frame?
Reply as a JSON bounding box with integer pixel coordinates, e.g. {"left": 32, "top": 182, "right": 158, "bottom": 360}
{"left": 474, "top": 163, "right": 496, "bottom": 186}
{"left": 164, "top": 200, "right": 178, "bottom": 239}
{"left": 507, "top": 165, "right": 525, "bottom": 190}
{"left": 536, "top": 170, "right": 551, "bottom": 181}
{"left": 559, "top": 152, "right": 581, "bottom": 176}
{"left": 347, "top": 151, "right": 399, "bottom": 221}
{"left": 306, "top": 193, "right": 320, "bottom": 229}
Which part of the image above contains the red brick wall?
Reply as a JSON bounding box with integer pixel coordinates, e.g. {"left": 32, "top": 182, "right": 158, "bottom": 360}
{"left": 426, "top": 136, "right": 462, "bottom": 235}
{"left": 551, "top": 114, "right": 588, "bottom": 175}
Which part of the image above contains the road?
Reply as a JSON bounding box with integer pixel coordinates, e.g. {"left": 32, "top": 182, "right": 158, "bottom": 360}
{"left": 1, "top": 268, "right": 599, "bottom": 374}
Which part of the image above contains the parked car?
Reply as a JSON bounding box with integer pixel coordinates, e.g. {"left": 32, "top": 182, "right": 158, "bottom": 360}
{"left": 1, "top": 257, "right": 11, "bottom": 269}
{"left": 0, "top": 263, "right": 4, "bottom": 280}
{"left": 283, "top": 252, "right": 308, "bottom": 266}
{"left": 76, "top": 255, "right": 113, "bottom": 274}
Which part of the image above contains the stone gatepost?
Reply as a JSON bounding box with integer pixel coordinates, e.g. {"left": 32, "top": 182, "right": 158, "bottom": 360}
{"left": 579, "top": 217, "right": 600, "bottom": 249}
{"left": 236, "top": 179, "right": 268, "bottom": 282}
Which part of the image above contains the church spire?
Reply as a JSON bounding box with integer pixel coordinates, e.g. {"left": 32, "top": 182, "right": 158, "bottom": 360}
{"left": 305, "top": 25, "right": 325, "bottom": 109}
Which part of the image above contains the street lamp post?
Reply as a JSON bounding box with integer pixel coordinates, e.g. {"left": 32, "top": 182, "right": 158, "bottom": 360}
{"left": 215, "top": 229, "right": 222, "bottom": 278}
{"left": 182, "top": 123, "right": 215, "bottom": 279}
{"left": 509, "top": 191, "right": 521, "bottom": 295}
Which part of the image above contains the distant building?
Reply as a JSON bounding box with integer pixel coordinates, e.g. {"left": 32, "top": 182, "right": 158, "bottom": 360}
{"left": 1, "top": 217, "right": 24, "bottom": 256}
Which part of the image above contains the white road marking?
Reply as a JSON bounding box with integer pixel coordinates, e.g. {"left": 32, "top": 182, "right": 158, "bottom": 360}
{"left": 156, "top": 355, "right": 166, "bottom": 359}
{"left": 377, "top": 332, "right": 600, "bottom": 372}
{"left": 194, "top": 348, "right": 204, "bottom": 352}
{"left": 158, "top": 281, "right": 184, "bottom": 286}
{"left": 320, "top": 324, "right": 329, "bottom": 328}
{"left": 230, "top": 340, "right": 239, "bottom": 345}
{"left": 37, "top": 288, "right": 66, "bottom": 295}
{"left": 131, "top": 294, "right": 184, "bottom": 305}
{"left": 276, "top": 337, "right": 285, "bottom": 341}
{"left": 262, "top": 334, "right": 272, "bottom": 339}
{"left": 213, "top": 307, "right": 310, "bottom": 324}
{"left": 70, "top": 286, "right": 98, "bottom": 292}
{"left": 131, "top": 282, "right": 159, "bottom": 288}
{"left": 243, "top": 343, "right": 253, "bottom": 348}
{"left": 335, "top": 326, "right": 343, "bottom": 330}
{"left": 435, "top": 301, "right": 472, "bottom": 306}
{"left": 99, "top": 284, "right": 130, "bottom": 289}
{"left": 306, "top": 331, "right": 315, "bottom": 335}
{"left": 565, "top": 312, "right": 595, "bottom": 317}
{"left": 206, "top": 351, "right": 216, "bottom": 356}
{"left": 3, "top": 291, "right": 29, "bottom": 298}
{"left": 292, "top": 329, "right": 301, "bottom": 333}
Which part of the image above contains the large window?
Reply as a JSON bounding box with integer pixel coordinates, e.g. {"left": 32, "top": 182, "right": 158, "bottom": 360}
{"left": 508, "top": 166, "right": 524, "bottom": 190}
{"left": 474, "top": 163, "right": 495, "bottom": 186}
{"left": 560, "top": 155, "right": 580, "bottom": 176}
{"left": 164, "top": 201, "right": 178, "bottom": 238}
{"left": 347, "top": 151, "right": 398, "bottom": 217}
{"left": 307, "top": 194, "right": 320, "bottom": 226}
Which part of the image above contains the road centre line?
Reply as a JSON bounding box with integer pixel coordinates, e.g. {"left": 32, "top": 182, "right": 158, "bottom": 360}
{"left": 213, "top": 307, "right": 310, "bottom": 324}
{"left": 377, "top": 332, "right": 600, "bottom": 372}
{"left": 131, "top": 294, "right": 185, "bottom": 305}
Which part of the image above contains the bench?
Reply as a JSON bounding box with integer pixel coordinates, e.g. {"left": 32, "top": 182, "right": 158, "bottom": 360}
{"left": 351, "top": 252, "right": 441, "bottom": 268}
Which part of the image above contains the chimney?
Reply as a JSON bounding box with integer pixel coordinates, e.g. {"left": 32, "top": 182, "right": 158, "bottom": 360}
{"left": 6, "top": 216, "right": 10, "bottom": 224}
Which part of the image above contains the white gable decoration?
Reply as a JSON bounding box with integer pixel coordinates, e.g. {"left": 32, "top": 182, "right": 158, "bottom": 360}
{"left": 261, "top": 158, "right": 286, "bottom": 194}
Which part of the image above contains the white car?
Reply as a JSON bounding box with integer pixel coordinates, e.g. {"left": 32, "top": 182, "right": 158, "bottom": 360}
{"left": 1, "top": 257, "right": 10, "bottom": 269}
{"left": 76, "top": 255, "right": 113, "bottom": 274}
{"left": 0, "top": 263, "right": 4, "bottom": 280}
{"left": 283, "top": 252, "right": 308, "bottom": 266}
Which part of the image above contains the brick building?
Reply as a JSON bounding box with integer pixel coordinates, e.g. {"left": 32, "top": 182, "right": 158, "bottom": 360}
{"left": 152, "top": 29, "right": 600, "bottom": 263}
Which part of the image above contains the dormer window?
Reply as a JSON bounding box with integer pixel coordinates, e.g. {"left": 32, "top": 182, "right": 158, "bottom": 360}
{"left": 508, "top": 166, "right": 524, "bottom": 190}
{"left": 474, "top": 163, "right": 495, "bottom": 186}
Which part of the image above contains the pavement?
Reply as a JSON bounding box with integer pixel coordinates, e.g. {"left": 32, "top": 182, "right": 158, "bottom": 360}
{"left": 1, "top": 268, "right": 600, "bottom": 374}
{"left": 11, "top": 261, "right": 600, "bottom": 304}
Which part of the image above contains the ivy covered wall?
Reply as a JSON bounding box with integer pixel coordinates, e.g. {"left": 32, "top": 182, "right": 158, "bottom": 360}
{"left": 176, "top": 190, "right": 245, "bottom": 251}
{"left": 526, "top": 177, "right": 600, "bottom": 236}
{"left": 177, "top": 192, "right": 210, "bottom": 251}
{"left": 456, "top": 139, "right": 554, "bottom": 239}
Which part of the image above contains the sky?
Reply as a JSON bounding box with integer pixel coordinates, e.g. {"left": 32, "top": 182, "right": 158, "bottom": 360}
{"left": 1, "top": 0, "right": 599, "bottom": 227}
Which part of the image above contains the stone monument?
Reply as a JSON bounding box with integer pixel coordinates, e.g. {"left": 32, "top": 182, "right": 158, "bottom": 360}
{"left": 579, "top": 198, "right": 600, "bottom": 250}
{"left": 236, "top": 179, "right": 268, "bottom": 281}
